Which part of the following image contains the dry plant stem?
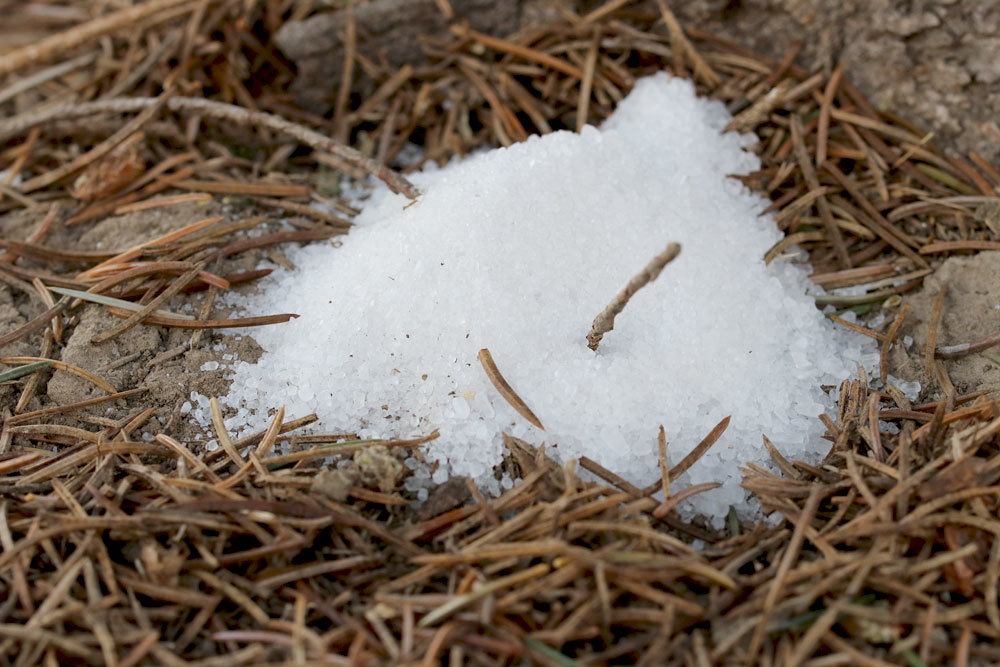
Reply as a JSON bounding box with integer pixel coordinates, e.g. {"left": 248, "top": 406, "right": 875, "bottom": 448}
{"left": 0, "top": 356, "right": 115, "bottom": 394}
{"left": 0, "top": 128, "right": 39, "bottom": 202}
{"left": 0, "top": 97, "right": 419, "bottom": 199}
{"left": 823, "top": 162, "right": 928, "bottom": 268}
{"left": 725, "top": 82, "right": 789, "bottom": 133}
{"left": 587, "top": 242, "right": 681, "bottom": 351}
{"left": 667, "top": 415, "right": 730, "bottom": 480}
{"left": 581, "top": 0, "right": 632, "bottom": 24}
{"left": 477, "top": 348, "right": 545, "bottom": 430}
{"left": 638, "top": 415, "right": 730, "bottom": 497}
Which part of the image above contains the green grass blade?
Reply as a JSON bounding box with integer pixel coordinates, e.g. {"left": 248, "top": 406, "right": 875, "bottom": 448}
{"left": 47, "top": 286, "right": 194, "bottom": 320}
{"left": 0, "top": 361, "right": 53, "bottom": 383}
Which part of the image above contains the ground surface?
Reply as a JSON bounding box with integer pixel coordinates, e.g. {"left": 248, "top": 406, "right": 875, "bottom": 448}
{"left": 891, "top": 251, "right": 1000, "bottom": 396}
{"left": 1, "top": 2, "right": 999, "bottom": 664}
{"left": 675, "top": 0, "right": 1000, "bottom": 163}
{"left": 0, "top": 201, "right": 270, "bottom": 438}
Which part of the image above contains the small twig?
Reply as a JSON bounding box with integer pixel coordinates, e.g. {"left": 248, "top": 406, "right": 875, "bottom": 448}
{"left": 477, "top": 349, "right": 544, "bottom": 430}
{"left": 587, "top": 243, "right": 680, "bottom": 351}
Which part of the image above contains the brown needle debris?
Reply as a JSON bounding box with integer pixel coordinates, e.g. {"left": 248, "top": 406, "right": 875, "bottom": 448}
{"left": 477, "top": 348, "right": 545, "bottom": 430}
{"left": 1, "top": 0, "right": 999, "bottom": 663}
{"left": 937, "top": 332, "right": 1000, "bottom": 360}
{"left": 587, "top": 242, "right": 681, "bottom": 351}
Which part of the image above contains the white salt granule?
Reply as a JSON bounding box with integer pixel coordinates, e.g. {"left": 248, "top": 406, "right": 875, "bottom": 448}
{"left": 222, "top": 74, "right": 874, "bottom": 522}
{"left": 879, "top": 421, "right": 901, "bottom": 435}
{"left": 895, "top": 378, "right": 922, "bottom": 402}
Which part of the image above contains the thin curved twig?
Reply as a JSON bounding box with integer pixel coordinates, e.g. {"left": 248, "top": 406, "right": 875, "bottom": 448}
{"left": 587, "top": 242, "right": 681, "bottom": 351}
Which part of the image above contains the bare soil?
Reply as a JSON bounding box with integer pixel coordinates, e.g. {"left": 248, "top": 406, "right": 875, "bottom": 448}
{"left": 892, "top": 251, "right": 1000, "bottom": 397}
{"left": 675, "top": 0, "right": 1000, "bottom": 163}
{"left": 0, "top": 200, "right": 268, "bottom": 439}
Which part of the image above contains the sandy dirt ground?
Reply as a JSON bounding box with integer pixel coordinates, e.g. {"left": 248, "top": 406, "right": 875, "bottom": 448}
{"left": 675, "top": 0, "right": 1000, "bottom": 163}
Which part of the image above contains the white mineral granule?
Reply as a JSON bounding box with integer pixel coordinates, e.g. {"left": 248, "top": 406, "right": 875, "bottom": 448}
{"left": 222, "top": 74, "right": 875, "bottom": 523}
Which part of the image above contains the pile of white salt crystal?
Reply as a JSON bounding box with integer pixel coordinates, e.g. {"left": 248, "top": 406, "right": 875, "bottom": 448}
{"left": 215, "top": 74, "right": 877, "bottom": 522}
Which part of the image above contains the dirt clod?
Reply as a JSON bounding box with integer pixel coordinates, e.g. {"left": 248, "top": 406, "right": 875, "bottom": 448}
{"left": 310, "top": 467, "right": 359, "bottom": 502}
{"left": 353, "top": 444, "right": 404, "bottom": 493}
{"left": 48, "top": 305, "right": 161, "bottom": 404}
{"left": 893, "top": 251, "right": 1000, "bottom": 395}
